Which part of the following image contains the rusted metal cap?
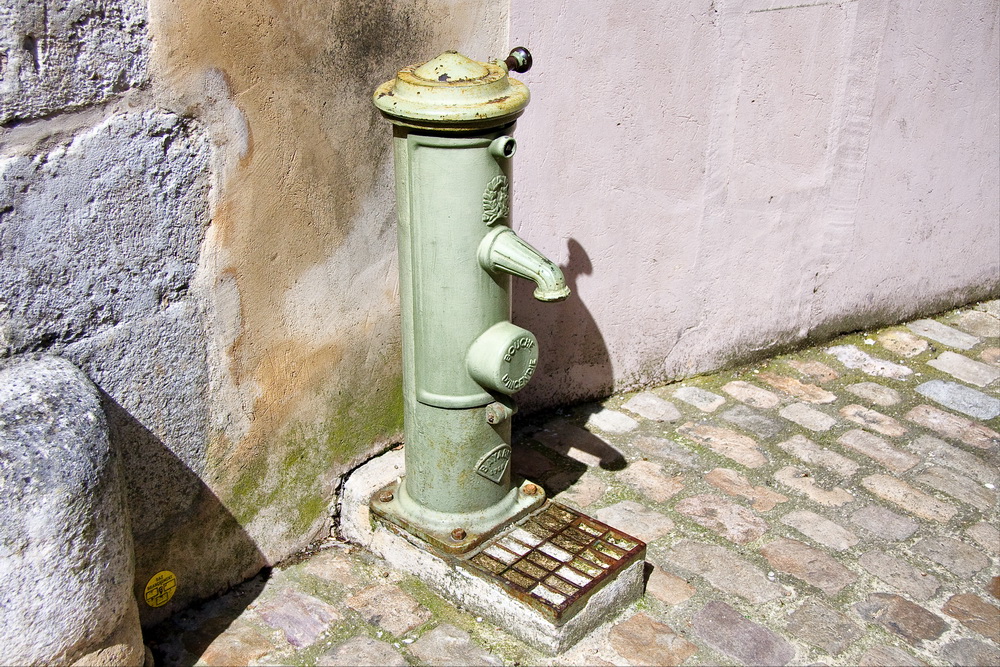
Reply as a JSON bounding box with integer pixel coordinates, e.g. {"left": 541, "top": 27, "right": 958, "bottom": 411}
{"left": 373, "top": 50, "right": 530, "bottom": 131}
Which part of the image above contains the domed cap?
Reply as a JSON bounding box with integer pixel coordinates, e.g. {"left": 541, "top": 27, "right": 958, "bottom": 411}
{"left": 373, "top": 51, "right": 530, "bottom": 131}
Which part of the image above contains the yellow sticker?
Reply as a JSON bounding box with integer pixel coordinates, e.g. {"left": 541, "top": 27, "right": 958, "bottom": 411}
{"left": 144, "top": 570, "right": 177, "bottom": 608}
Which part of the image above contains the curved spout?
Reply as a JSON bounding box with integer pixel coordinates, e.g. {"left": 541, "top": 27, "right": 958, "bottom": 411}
{"left": 478, "top": 227, "right": 570, "bottom": 302}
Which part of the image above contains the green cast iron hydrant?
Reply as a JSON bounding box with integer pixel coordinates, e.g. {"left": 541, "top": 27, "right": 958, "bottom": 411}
{"left": 371, "top": 48, "right": 569, "bottom": 554}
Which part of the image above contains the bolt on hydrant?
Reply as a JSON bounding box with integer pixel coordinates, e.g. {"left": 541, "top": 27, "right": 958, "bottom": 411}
{"left": 365, "top": 49, "right": 645, "bottom": 650}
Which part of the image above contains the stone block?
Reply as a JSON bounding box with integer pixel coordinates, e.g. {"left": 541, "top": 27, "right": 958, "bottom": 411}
{"left": 593, "top": 501, "right": 675, "bottom": 543}
{"left": 758, "top": 372, "right": 837, "bottom": 402}
{"left": 408, "top": 624, "right": 502, "bottom": 666}
{"left": 705, "top": 467, "right": 788, "bottom": 512}
{"left": 255, "top": 589, "right": 340, "bottom": 648}
{"left": 0, "top": 0, "right": 148, "bottom": 124}
{"left": 941, "top": 593, "right": 1000, "bottom": 642}
{"left": 645, "top": 567, "right": 696, "bottom": 606}
{"left": 967, "top": 522, "right": 1000, "bottom": 554}
{"left": 774, "top": 435, "right": 859, "bottom": 477}
{"left": 673, "top": 386, "right": 725, "bottom": 412}
{"left": 677, "top": 422, "right": 767, "bottom": 468}
{"left": 839, "top": 405, "right": 907, "bottom": 437}
{"left": 877, "top": 330, "right": 929, "bottom": 357}
{"left": 584, "top": 408, "right": 638, "bottom": 434}
{"left": 721, "top": 404, "right": 785, "bottom": 437}
{"left": 854, "top": 593, "right": 947, "bottom": 645}
{"left": 0, "top": 111, "right": 210, "bottom": 356}
{"left": 722, "top": 380, "right": 782, "bottom": 409}
{"left": 664, "top": 539, "right": 784, "bottom": 604}
{"left": 621, "top": 392, "right": 681, "bottom": 422}
{"left": 858, "top": 551, "right": 940, "bottom": 601}
{"left": 785, "top": 601, "right": 862, "bottom": 656}
{"left": 675, "top": 494, "right": 769, "bottom": 545}
{"left": 775, "top": 466, "right": 855, "bottom": 506}
{"left": 616, "top": 460, "right": 684, "bottom": 503}
{"left": 849, "top": 505, "right": 918, "bottom": 541}
{"left": 0, "top": 356, "right": 142, "bottom": 665}
{"left": 346, "top": 584, "right": 431, "bottom": 636}
{"left": 608, "top": 613, "right": 697, "bottom": 667}
{"left": 940, "top": 638, "right": 1000, "bottom": 667}
{"left": 912, "top": 536, "right": 990, "bottom": 578}
{"left": 317, "top": 637, "right": 407, "bottom": 667}
{"left": 905, "top": 435, "right": 996, "bottom": 485}
{"left": 691, "top": 601, "right": 795, "bottom": 666}
{"left": 631, "top": 436, "right": 702, "bottom": 469}
{"left": 826, "top": 345, "right": 912, "bottom": 379}
{"left": 858, "top": 644, "right": 927, "bottom": 666}
{"left": 780, "top": 510, "right": 858, "bottom": 551}
{"left": 907, "top": 319, "right": 980, "bottom": 350}
{"left": 927, "top": 351, "right": 1000, "bottom": 387}
{"left": 779, "top": 402, "right": 837, "bottom": 431}
{"left": 837, "top": 429, "right": 918, "bottom": 472}
{"left": 914, "top": 466, "right": 995, "bottom": 512}
{"left": 915, "top": 380, "right": 1000, "bottom": 419}
{"left": 905, "top": 404, "right": 1000, "bottom": 449}
{"left": 861, "top": 474, "right": 957, "bottom": 522}
{"left": 760, "top": 538, "right": 857, "bottom": 596}
{"left": 845, "top": 381, "right": 901, "bottom": 406}
{"left": 953, "top": 310, "right": 1000, "bottom": 337}
{"left": 786, "top": 359, "right": 839, "bottom": 383}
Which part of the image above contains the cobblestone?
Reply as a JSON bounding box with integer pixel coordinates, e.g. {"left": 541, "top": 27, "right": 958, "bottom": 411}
{"left": 916, "top": 379, "right": 1000, "bottom": 420}
{"left": 780, "top": 510, "right": 858, "bottom": 551}
{"left": 857, "top": 550, "right": 940, "bottom": 601}
{"left": 941, "top": 593, "right": 1000, "bottom": 642}
{"left": 758, "top": 372, "right": 838, "bottom": 403}
{"left": 854, "top": 593, "right": 948, "bottom": 645}
{"left": 905, "top": 404, "right": 1000, "bottom": 449}
{"left": 845, "top": 381, "right": 902, "bottom": 406}
{"left": 927, "top": 350, "right": 1000, "bottom": 386}
{"left": 838, "top": 405, "right": 907, "bottom": 437}
{"left": 677, "top": 422, "right": 768, "bottom": 468}
{"left": 826, "top": 345, "right": 912, "bottom": 379}
{"left": 760, "top": 538, "right": 857, "bottom": 595}
{"left": 673, "top": 386, "right": 726, "bottom": 412}
{"left": 722, "top": 380, "right": 782, "bottom": 408}
{"left": 775, "top": 435, "right": 860, "bottom": 477}
{"left": 838, "top": 429, "right": 918, "bottom": 472}
{"left": 860, "top": 474, "right": 957, "bottom": 522}
{"left": 691, "top": 601, "right": 795, "bottom": 666}
{"left": 608, "top": 612, "right": 697, "bottom": 667}
{"left": 674, "top": 494, "right": 769, "bottom": 544}
{"left": 779, "top": 402, "right": 838, "bottom": 431}
{"left": 776, "top": 466, "right": 855, "bottom": 506}
{"left": 720, "top": 404, "right": 786, "bottom": 437}
{"left": 620, "top": 392, "right": 681, "bottom": 422}
{"left": 907, "top": 319, "right": 980, "bottom": 349}
{"left": 664, "top": 539, "right": 785, "bottom": 603}
{"left": 705, "top": 467, "right": 789, "bottom": 511}
{"left": 784, "top": 600, "right": 862, "bottom": 656}
{"left": 911, "top": 536, "right": 990, "bottom": 578}
{"left": 148, "top": 303, "right": 1000, "bottom": 667}
{"left": 849, "top": 505, "right": 918, "bottom": 540}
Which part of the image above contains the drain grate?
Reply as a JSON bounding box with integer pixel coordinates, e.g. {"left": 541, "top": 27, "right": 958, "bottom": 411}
{"left": 462, "top": 502, "right": 646, "bottom": 624}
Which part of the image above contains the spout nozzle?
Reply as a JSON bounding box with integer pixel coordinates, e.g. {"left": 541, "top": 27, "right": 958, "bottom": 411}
{"left": 478, "top": 227, "right": 570, "bottom": 303}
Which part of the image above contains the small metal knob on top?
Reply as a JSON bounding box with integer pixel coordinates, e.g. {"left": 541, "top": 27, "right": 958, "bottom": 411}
{"left": 504, "top": 47, "right": 532, "bottom": 73}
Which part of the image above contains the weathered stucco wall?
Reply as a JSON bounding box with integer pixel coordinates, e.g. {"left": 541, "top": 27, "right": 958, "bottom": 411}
{"left": 510, "top": 0, "right": 1000, "bottom": 409}
{"left": 2, "top": 0, "right": 508, "bottom": 625}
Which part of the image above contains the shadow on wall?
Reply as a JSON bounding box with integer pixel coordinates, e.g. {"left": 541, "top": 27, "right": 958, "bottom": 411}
{"left": 514, "top": 238, "right": 613, "bottom": 410}
{"left": 99, "top": 392, "right": 268, "bottom": 656}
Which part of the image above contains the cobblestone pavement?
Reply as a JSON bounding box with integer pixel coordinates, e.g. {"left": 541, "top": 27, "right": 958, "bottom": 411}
{"left": 148, "top": 302, "right": 1000, "bottom": 666}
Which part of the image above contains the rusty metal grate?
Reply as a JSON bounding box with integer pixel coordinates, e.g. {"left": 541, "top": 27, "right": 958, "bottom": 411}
{"left": 460, "top": 502, "right": 646, "bottom": 624}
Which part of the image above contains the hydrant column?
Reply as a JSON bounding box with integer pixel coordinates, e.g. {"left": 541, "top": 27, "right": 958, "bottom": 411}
{"left": 372, "top": 49, "right": 569, "bottom": 553}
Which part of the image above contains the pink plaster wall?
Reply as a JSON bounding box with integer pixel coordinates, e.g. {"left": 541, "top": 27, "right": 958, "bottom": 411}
{"left": 510, "top": 0, "right": 1000, "bottom": 409}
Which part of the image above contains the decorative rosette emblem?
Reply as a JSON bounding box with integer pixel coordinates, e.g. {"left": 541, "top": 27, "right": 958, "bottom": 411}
{"left": 482, "top": 174, "right": 510, "bottom": 226}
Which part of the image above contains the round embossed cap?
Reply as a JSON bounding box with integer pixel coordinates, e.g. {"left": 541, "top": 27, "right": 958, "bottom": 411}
{"left": 467, "top": 322, "right": 538, "bottom": 396}
{"left": 373, "top": 51, "right": 530, "bottom": 131}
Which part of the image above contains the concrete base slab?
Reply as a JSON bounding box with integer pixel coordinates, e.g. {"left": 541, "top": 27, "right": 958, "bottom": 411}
{"left": 340, "top": 449, "right": 646, "bottom": 655}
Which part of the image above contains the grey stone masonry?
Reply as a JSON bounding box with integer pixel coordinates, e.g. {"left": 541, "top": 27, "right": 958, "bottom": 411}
{"left": 0, "top": 0, "right": 148, "bottom": 124}
{"left": 0, "top": 111, "right": 211, "bottom": 356}
{"left": 0, "top": 356, "right": 142, "bottom": 665}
